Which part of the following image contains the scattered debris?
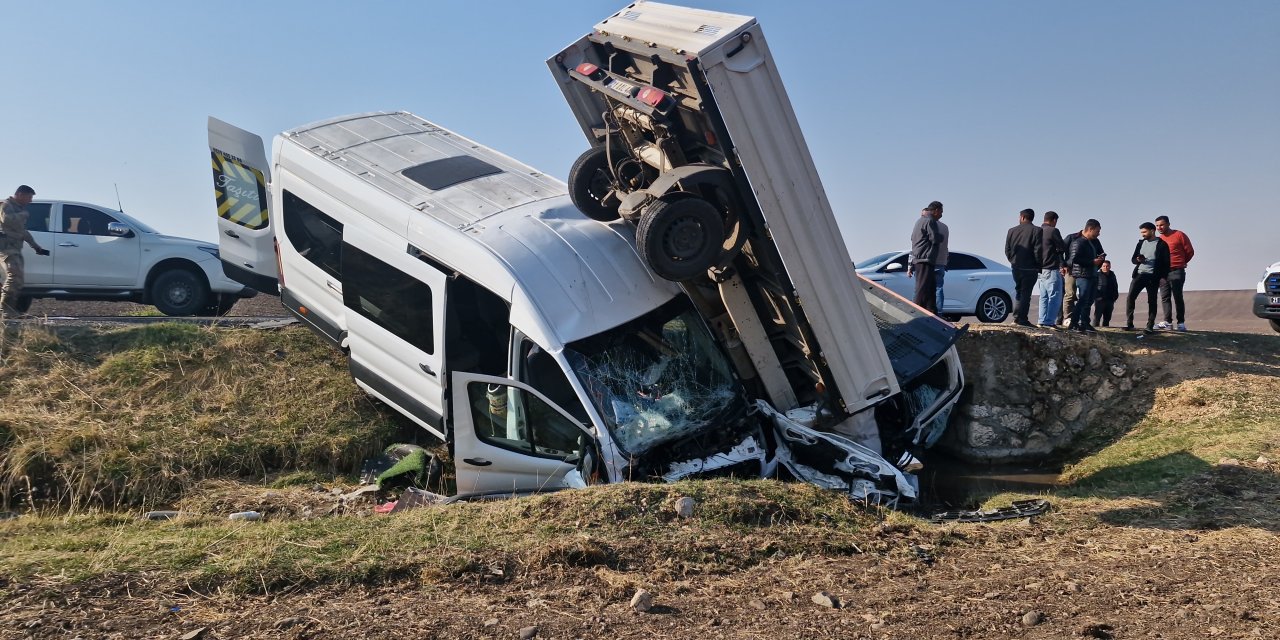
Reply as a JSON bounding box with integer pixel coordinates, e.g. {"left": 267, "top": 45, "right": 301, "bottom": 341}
{"left": 180, "top": 627, "right": 208, "bottom": 640}
{"left": 674, "top": 496, "right": 696, "bottom": 519}
{"left": 518, "top": 624, "right": 539, "bottom": 639}
{"left": 483, "top": 618, "right": 499, "bottom": 628}
{"left": 630, "top": 589, "right": 654, "bottom": 612}
{"left": 340, "top": 484, "right": 380, "bottom": 505}
{"left": 389, "top": 487, "right": 447, "bottom": 513}
{"left": 144, "top": 510, "right": 181, "bottom": 521}
{"left": 228, "top": 511, "right": 262, "bottom": 521}
{"left": 748, "top": 599, "right": 767, "bottom": 610}
{"left": 274, "top": 616, "right": 304, "bottom": 629}
{"left": 930, "top": 499, "right": 1050, "bottom": 523}
{"left": 811, "top": 591, "right": 840, "bottom": 609}
{"left": 910, "top": 545, "right": 936, "bottom": 565}
{"left": 1022, "top": 610, "right": 1045, "bottom": 626}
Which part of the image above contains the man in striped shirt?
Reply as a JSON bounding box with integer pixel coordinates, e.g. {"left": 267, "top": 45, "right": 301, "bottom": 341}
{"left": 1154, "top": 215, "right": 1194, "bottom": 331}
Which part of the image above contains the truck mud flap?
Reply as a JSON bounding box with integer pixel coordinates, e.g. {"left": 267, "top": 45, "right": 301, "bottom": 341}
{"left": 756, "top": 401, "right": 917, "bottom": 504}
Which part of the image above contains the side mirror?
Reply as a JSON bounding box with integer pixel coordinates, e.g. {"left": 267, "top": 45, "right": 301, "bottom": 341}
{"left": 884, "top": 262, "right": 906, "bottom": 273}
{"left": 107, "top": 222, "right": 133, "bottom": 238}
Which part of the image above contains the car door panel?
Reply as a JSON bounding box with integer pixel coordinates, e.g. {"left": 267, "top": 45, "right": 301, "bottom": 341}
{"left": 52, "top": 204, "right": 141, "bottom": 287}
{"left": 17, "top": 203, "right": 54, "bottom": 285}
{"left": 451, "top": 372, "right": 590, "bottom": 495}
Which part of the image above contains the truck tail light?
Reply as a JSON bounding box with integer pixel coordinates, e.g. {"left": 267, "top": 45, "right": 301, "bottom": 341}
{"left": 575, "top": 62, "right": 606, "bottom": 81}
{"left": 636, "top": 86, "right": 674, "bottom": 112}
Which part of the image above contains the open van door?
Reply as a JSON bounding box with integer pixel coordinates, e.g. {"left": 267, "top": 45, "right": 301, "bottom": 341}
{"left": 451, "top": 373, "right": 592, "bottom": 495}
{"left": 207, "top": 116, "right": 278, "bottom": 295}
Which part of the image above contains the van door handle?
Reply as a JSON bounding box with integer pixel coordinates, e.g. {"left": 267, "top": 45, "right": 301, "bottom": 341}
{"left": 224, "top": 229, "right": 240, "bottom": 239}
{"left": 967, "top": 276, "right": 981, "bottom": 280}
{"left": 462, "top": 458, "right": 492, "bottom": 467}
{"left": 58, "top": 242, "right": 78, "bottom": 247}
{"left": 326, "top": 280, "right": 341, "bottom": 294}
{"left": 419, "top": 363, "right": 436, "bottom": 376}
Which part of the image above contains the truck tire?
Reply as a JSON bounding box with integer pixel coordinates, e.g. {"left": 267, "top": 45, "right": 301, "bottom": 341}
{"left": 151, "top": 269, "right": 209, "bottom": 317}
{"left": 568, "top": 146, "right": 622, "bottom": 222}
{"left": 1271, "top": 319, "right": 1280, "bottom": 334}
{"left": 13, "top": 295, "right": 33, "bottom": 313}
{"left": 636, "top": 195, "right": 724, "bottom": 282}
{"left": 975, "top": 290, "right": 1011, "bottom": 323}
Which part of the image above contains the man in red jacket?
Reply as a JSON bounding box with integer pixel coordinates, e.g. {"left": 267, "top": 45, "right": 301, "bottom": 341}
{"left": 1154, "top": 215, "right": 1194, "bottom": 331}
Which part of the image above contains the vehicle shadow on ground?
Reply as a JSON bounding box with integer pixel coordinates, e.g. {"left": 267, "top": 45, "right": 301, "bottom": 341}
{"left": 1064, "top": 451, "right": 1280, "bottom": 533}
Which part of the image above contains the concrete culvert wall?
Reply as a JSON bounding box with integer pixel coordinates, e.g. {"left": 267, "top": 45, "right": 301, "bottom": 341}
{"left": 940, "top": 328, "right": 1139, "bottom": 463}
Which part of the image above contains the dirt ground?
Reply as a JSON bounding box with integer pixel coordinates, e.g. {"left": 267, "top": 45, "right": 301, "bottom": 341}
{"left": 4, "top": 293, "right": 1277, "bottom": 639}
{"left": 3, "top": 495, "right": 1276, "bottom": 640}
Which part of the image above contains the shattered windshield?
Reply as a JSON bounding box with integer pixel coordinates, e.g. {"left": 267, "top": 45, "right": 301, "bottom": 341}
{"left": 565, "top": 297, "right": 739, "bottom": 455}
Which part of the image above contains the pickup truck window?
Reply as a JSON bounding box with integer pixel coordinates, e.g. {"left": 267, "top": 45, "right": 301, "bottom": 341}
{"left": 282, "top": 191, "right": 344, "bottom": 279}
{"left": 62, "top": 205, "right": 118, "bottom": 236}
{"left": 341, "top": 244, "right": 435, "bottom": 354}
{"left": 566, "top": 298, "right": 738, "bottom": 455}
{"left": 24, "top": 203, "right": 51, "bottom": 233}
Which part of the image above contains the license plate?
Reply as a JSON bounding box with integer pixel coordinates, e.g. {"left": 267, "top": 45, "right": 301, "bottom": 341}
{"left": 607, "top": 80, "right": 637, "bottom": 97}
{"left": 1271, "top": 296, "right": 1280, "bottom": 305}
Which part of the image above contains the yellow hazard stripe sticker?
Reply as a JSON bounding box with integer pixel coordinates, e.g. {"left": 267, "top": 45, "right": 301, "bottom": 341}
{"left": 211, "top": 151, "right": 269, "bottom": 230}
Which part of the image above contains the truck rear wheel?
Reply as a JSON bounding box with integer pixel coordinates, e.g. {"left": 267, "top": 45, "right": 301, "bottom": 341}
{"left": 1271, "top": 319, "right": 1280, "bottom": 334}
{"left": 13, "top": 295, "right": 33, "bottom": 313}
{"left": 568, "top": 146, "right": 622, "bottom": 222}
{"left": 636, "top": 195, "right": 724, "bottom": 282}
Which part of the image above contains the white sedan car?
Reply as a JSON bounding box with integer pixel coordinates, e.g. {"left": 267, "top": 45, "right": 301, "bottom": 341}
{"left": 856, "top": 251, "right": 1015, "bottom": 323}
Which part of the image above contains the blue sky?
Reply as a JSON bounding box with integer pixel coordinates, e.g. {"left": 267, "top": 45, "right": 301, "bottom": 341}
{"left": 3, "top": 0, "right": 1275, "bottom": 290}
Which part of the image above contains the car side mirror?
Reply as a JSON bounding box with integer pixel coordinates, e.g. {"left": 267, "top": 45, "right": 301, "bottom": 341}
{"left": 107, "top": 222, "right": 133, "bottom": 238}
{"left": 884, "top": 262, "right": 905, "bottom": 273}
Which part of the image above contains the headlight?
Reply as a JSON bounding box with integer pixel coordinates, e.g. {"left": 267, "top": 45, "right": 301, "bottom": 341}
{"left": 198, "top": 246, "right": 220, "bottom": 259}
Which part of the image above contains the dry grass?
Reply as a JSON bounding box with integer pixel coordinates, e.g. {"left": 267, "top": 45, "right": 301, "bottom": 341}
{"left": 0, "top": 323, "right": 401, "bottom": 509}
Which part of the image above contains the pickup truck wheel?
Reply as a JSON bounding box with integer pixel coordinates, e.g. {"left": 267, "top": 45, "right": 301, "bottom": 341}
{"left": 568, "top": 146, "right": 622, "bottom": 222}
{"left": 13, "top": 295, "right": 33, "bottom": 313}
{"left": 975, "top": 290, "right": 1011, "bottom": 323}
{"left": 636, "top": 196, "right": 725, "bottom": 282}
{"left": 201, "top": 294, "right": 238, "bottom": 317}
{"left": 151, "top": 269, "right": 209, "bottom": 317}
{"left": 1271, "top": 319, "right": 1280, "bottom": 334}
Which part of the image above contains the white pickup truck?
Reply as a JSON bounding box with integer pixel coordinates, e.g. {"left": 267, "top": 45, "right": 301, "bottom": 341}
{"left": 549, "top": 2, "right": 964, "bottom": 496}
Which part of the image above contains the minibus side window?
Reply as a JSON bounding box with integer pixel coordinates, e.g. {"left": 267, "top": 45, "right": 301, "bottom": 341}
{"left": 282, "top": 190, "right": 343, "bottom": 279}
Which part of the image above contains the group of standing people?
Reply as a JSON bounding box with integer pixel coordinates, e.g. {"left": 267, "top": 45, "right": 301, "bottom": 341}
{"left": 1005, "top": 209, "right": 1194, "bottom": 333}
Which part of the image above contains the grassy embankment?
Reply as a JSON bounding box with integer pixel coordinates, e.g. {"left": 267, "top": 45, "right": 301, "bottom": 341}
{"left": 0, "top": 324, "right": 1276, "bottom": 594}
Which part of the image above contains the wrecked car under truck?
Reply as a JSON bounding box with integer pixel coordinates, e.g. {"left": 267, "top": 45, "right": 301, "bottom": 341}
{"left": 548, "top": 1, "right": 964, "bottom": 501}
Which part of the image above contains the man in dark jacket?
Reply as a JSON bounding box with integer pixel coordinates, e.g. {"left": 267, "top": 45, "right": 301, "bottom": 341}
{"left": 1065, "top": 219, "right": 1104, "bottom": 333}
{"left": 1123, "top": 222, "right": 1170, "bottom": 333}
{"left": 1037, "top": 211, "right": 1066, "bottom": 327}
{"left": 1004, "top": 209, "right": 1041, "bottom": 326}
{"left": 908, "top": 201, "right": 943, "bottom": 312}
{"left": 1092, "top": 260, "right": 1120, "bottom": 327}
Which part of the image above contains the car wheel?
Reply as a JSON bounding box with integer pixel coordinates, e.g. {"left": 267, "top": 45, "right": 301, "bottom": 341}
{"left": 568, "top": 145, "right": 623, "bottom": 222}
{"left": 636, "top": 195, "right": 725, "bottom": 282}
{"left": 201, "top": 294, "right": 238, "bottom": 317}
{"left": 13, "top": 295, "right": 33, "bottom": 313}
{"left": 151, "top": 269, "right": 209, "bottom": 317}
{"left": 942, "top": 314, "right": 963, "bottom": 322}
{"left": 1271, "top": 319, "right": 1280, "bottom": 334}
{"left": 975, "top": 290, "right": 1011, "bottom": 323}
